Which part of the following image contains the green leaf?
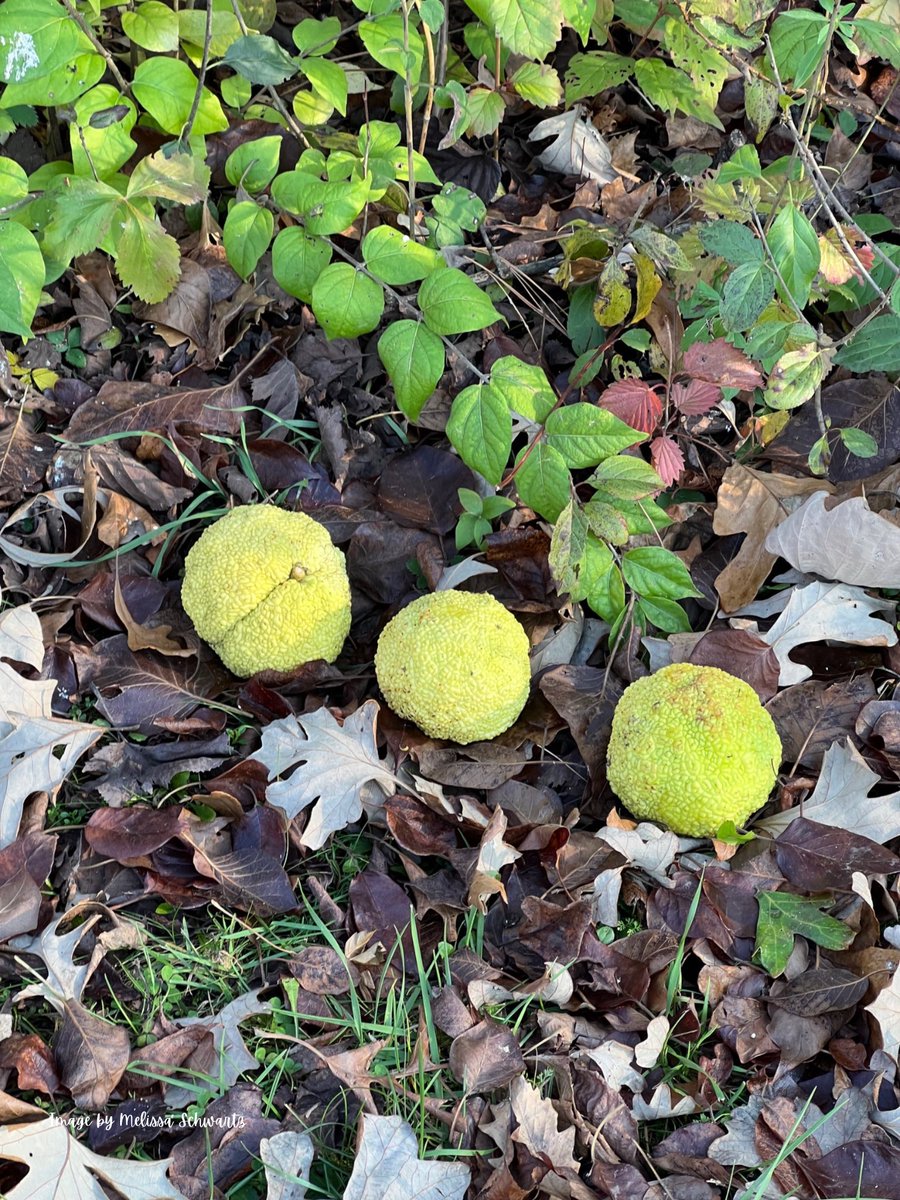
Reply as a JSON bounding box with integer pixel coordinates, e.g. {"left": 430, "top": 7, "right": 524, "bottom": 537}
{"left": 113, "top": 207, "right": 181, "bottom": 302}
{"left": 545, "top": 403, "right": 643, "bottom": 468}
{"left": 121, "top": 1, "right": 179, "bottom": 51}
{"left": 834, "top": 314, "right": 900, "bottom": 373}
{"left": 292, "top": 89, "right": 333, "bottom": 125}
{"left": 43, "top": 177, "right": 123, "bottom": 260}
{"left": 0, "top": 0, "right": 91, "bottom": 84}
{"left": 510, "top": 62, "right": 562, "bottom": 107}
{"left": 548, "top": 499, "right": 589, "bottom": 598}
{"left": 271, "top": 227, "right": 332, "bottom": 302}
{"left": 745, "top": 73, "right": 779, "bottom": 142}
{"left": 464, "top": 87, "right": 505, "bottom": 137}
{"left": 768, "top": 9, "right": 830, "bottom": 88}
{"left": 583, "top": 497, "right": 628, "bottom": 544}
{"left": 0, "top": 156, "right": 27, "bottom": 207}
{"left": 359, "top": 14, "right": 424, "bottom": 85}
{"left": 630, "top": 226, "right": 691, "bottom": 273}
{"left": 362, "top": 225, "right": 443, "bottom": 284}
{"left": 225, "top": 135, "right": 282, "bottom": 192}
{"left": 311, "top": 262, "right": 385, "bottom": 339}
{"left": 271, "top": 171, "right": 370, "bottom": 235}
{"left": 465, "top": 0, "right": 563, "bottom": 60}
{"left": 446, "top": 382, "right": 511, "bottom": 485}
{"left": 756, "top": 891, "right": 853, "bottom": 977}
{"left": 767, "top": 206, "right": 820, "bottom": 308}
{"left": 301, "top": 57, "right": 348, "bottom": 115}
{"left": 223, "top": 199, "right": 274, "bottom": 278}
{"left": 561, "top": 0, "right": 594, "bottom": 42}
{"left": 293, "top": 15, "right": 341, "bottom": 54}
{"left": 581, "top": 534, "right": 626, "bottom": 622}
{"left": 636, "top": 595, "right": 692, "bottom": 633}
{"left": 852, "top": 18, "right": 900, "bottom": 70}
{"left": 699, "top": 220, "right": 763, "bottom": 266}
{"left": 71, "top": 84, "right": 137, "bottom": 178}
{"left": 132, "top": 57, "right": 227, "bottom": 135}
{"left": 0, "top": 221, "right": 44, "bottom": 337}
{"left": 764, "top": 344, "right": 830, "bottom": 410}
{"left": 515, "top": 442, "right": 571, "bottom": 521}
{"left": 418, "top": 267, "right": 502, "bottom": 334}
{"left": 662, "top": 15, "right": 729, "bottom": 111}
{"left": 490, "top": 356, "right": 556, "bottom": 422}
{"left": 621, "top": 546, "right": 701, "bottom": 600}
{"left": 127, "top": 149, "right": 210, "bottom": 204}
{"left": 720, "top": 261, "right": 775, "bottom": 333}
{"left": 840, "top": 427, "right": 878, "bottom": 457}
{"left": 178, "top": 8, "right": 242, "bottom": 57}
{"left": 377, "top": 319, "right": 444, "bottom": 420}
{"left": 0, "top": 50, "right": 104, "bottom": 106}
{"left": 587, "top": 455, "right": 664, "bottom": 500}
{"left": 634, "top": 58, "right": 723, "bottom": 129}
{"left": 565, "top": 51, "right": 633, "bottom": 104}
{"left": 222, "top": 34, "right": 298, "bottom": 84}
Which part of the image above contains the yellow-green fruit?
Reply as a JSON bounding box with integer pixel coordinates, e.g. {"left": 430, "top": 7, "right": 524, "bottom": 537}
{"left": 181, "top": 505, "right": 351, "bottom": 677}
{"left": 375, "top": 590, "right": 531, "bottom": 744}
{"left": 606, "top": 662, "right": 782, "bottom": 837}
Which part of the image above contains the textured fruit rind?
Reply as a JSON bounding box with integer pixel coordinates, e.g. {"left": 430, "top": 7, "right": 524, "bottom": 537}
{"left": 181, "top": 505, "right": 351, "bottom": 676}
{"left": 606, "top": 662, "right": 782, "bottom": 837}
{"left": 375, "top": 590, "right": 531, "bottom": 744}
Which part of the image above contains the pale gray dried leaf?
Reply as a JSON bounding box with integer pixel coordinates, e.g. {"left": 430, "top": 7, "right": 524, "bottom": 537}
{"left": 866, "top": 961, "right": 900, "bottom": 1063}
{"left": 509, "top": 1075, "right": 579, "bottom": 1172}
{"left": 765, "top": 492, "right": 900, "bottom": 587}
{"left": 595, "top": 823, "right": 679, "bottom": 885}
{"left": 634, "top": 1014, "right": 670, "bottom": 1069}
{"left": 631, "top": 1084, "right": 697, "bottom": 1120}
{"left": 167, "top": 988, "right": 271, "bottom": 1109}
{"left": 0, "top": 1116, "right": 185, "bottom": 1199}
{"left": 13, "top": 909, "right": 104, "bottom": 1012}
{"left": 436, "top": 556, "right": 498, "bottom": 591}
{"left": 756, "top": 739, "right": 900, "bottom": 843}
{"left": 529, "top": 108, "right": 617, "bottom": 184}
{"left": 530, "top": 609, "right": 585, "bottom": 674}
{"left": 344, "top": 1114, "right": 469, "bottom": 1200}
{"left": 260, "top": 1130, "right": 314, "bottom": 1200}
{"left": 0, "top": 605, "right": 102, "bottom": 848}
{"left": 252, "top": 700, "right": 396, "bottom": 850}
{"left": 591, "top": 866, "right": 624, "bottom": 926}
{"left": 582, "top": 1040, "right": 645, "bottom": 1092}
{"left": 759, "top": 580, "right": 896, "bottom": 684}
{"left": 708, "top": 1097, "right": 764, "bottom": 1167}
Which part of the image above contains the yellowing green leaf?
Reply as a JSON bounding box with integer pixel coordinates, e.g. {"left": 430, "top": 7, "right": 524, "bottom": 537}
{"left": 311, "top": 262, "right": 385, "bottom": 339}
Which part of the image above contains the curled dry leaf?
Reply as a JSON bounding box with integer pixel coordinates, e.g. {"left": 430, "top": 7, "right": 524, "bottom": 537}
{"left": 765, "top": 492, "right": 900, "bottom": 587}
{"left": 529, "top": 108, "right": 618, "bottom": 184}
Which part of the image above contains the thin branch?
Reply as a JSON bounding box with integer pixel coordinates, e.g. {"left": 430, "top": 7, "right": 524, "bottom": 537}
{"left": 59, "top": 0, "right": 130, "bottom": 94}
{"left": 181, "top": 0, "right": 214, "bottom": 143}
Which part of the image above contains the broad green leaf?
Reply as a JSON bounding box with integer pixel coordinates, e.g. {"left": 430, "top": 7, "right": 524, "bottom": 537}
{"left": 548, "top": 500, "right": 589, "bottom": 598}
{"left": 565, "top": 51, "right": 633, "bottom": 103}
{"left": 362, "top": 225, "right": 443, "bottom": 284}
{"left": 236, "top": 0, "right": 276, "bottom": 32}
{"left": 510, "top": 62, "right": 562, "bottom": 107}
{"left": 587, "top": 455, "right": 663, "bottom": 500}
{"left": 840, "top": 427, "right": 878, "bottom": 457}
{"left": 0, "top": 156, "right": 27, "bottom": 206}
{"left": 177, "top": 8, "right": 242, "bottom": 57}
{"left": 223, "top": 199, "right": 274, "bottom": 278}
{"left": 222, "top": 33, "right": 297, "bottom": 84}
{"left": 764, "top": 344, "right": 830, "bottom": 410}
{"left": 720, "top": 260, "right": 775, "bottom": 332}
{"left": 301, "top": 57, "right": 348, "bottom": 114}
{"left": 636, "top": 595, "right": 692, "bottom": 633}
{"left": 852, "top": 18, "right": 900, "bottom": 69}
{"left": 0, "top": 0, "right": 91, "bottom": 84}
{"left": 662, "top": 15, "right": 729, "bottom": 110}
{"left": 0, "top": 50, "right": 103, "bottom": 106}
{"left": 71, "top": 84, "right": 137, "bottom": 178}
{"left": 446, "top": 382, "right": 511, "bottom": 484}
{"left": 127, "top": 150, "right": 210, "bottom": 204}
{"left": 43, "top": 177, "right": 123, "bottom": 260}
{"left": 113, "top": 207, "right": 181, "bottom": 302}
{"left": 634, "top": 58, "right": 723, "bottom": 129}
{"left": 293, "top": 16, "right": 341, "bottom": 54}
{"left": 271, "top": 227, "right": 332, "bottom": 302}
{"left": 768, "top": 9, "right": 830, "bottom": 88}
{"left": 311, "top": 262, "right": 384, "bottom": 339}
{"left": 377, "top": 319, "right": 444, "bottom": 420}
{"left": 271, "top": 170, "right": 370, "bottom": 235}
{"left": 717, "top": 142, "right": 763, "bottom": 183}
{"left": 418, "top": 267, "right": 502, "bottom": 334}
{"left": 121, "top": 1, "right": 179, "bottom": 51}
{"left": 0, "top": 222, "right": 43, "bottom": 337}
{"left": 699, "top": 220, "right": 763, "bottom": 266}
{"left": 464, "top": 87, "right": 505, "bottom": 137}
{"left": 756, "top": 891, "right": 853, "bottom": 977}
{"left": 132, "top": 57, "right": 227, "bottom": 135}
{"left": 221, "top": 74, "right": 251, "bottom": 108}
{"left": 561, "top": 0, "right": 595, "bottom": 42}
{"left": 581, "top": 534, "right": 626, "bottom": 622}
{"left": 767, "top": 206, "right": 820, "bottom": 307}
{"left": 514, "top": 442, "right": 571, "bottom": 521}
{"left": 225, "top": 136, "right": 282, "bottom": 192}
{"left": 490, "top": 356, "right": 556, "bottom": 422}
{"left": 465, "top": 0, "right": 563, "bottom": 60}
{"left": 545, "top": 403, "right": 642, "bottom": 468}
{"left": 834, "top": 314, "right": 900, "bottom": 373}
{"left": 583, "top": 497, "right": 628, "bottom": 544}
{"left": 292, "top": 89, "right": 333, "bottom": 125}
{"left": 359, "top": 15, "right": 424, "bottom": 86}
{"left": 621, "top": 546, "right": 701, "bottom": 600}
{"left": 630, "top": 226, "right": 691, "bottom": 273}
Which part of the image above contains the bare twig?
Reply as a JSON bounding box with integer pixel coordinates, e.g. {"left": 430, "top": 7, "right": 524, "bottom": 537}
{"left": 59, "top": 0, "right": 130, "bottom": 94}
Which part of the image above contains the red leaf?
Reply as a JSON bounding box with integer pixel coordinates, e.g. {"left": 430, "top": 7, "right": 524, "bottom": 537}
{"left": 683, "top": 339, "right": 763, "bottom": 390}
{"left": 598, "top": 379, "right": 662, "bottom": 434}
{"left": 650, "top": 436, "right": 685, "bottom": 486}
{"left": 672, "top": 378, "right": 722, "bottom": 416}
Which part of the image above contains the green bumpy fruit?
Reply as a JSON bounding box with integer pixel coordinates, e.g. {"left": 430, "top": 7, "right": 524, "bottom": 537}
{"left": 375, "top": 590, "right": 531, "bottom": 744}
{"left": 606, "top": 663, "right": 782, "bottom": 837}
{"left": 181, "top": 505, "right": 351, "bottom": 677}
